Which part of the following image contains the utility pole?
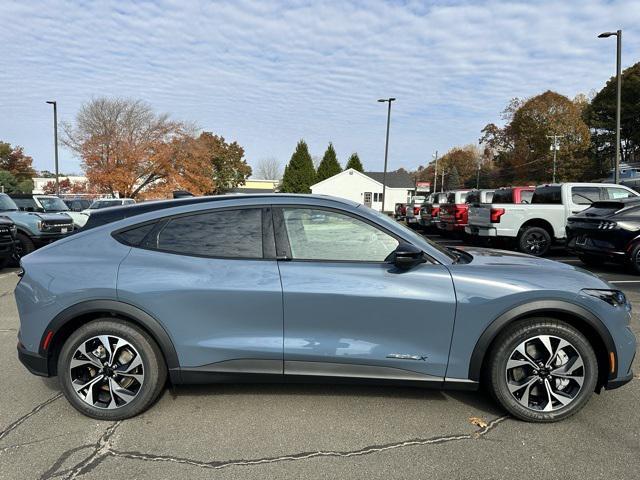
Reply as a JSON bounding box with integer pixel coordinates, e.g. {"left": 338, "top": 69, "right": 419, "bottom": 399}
{"left": 598, "top": 30, "right": 622, "bottom": 184}
{"left": 46, "top": 101, "right": 60, "bottom": 195}
{"left": 377, "top": 97, "right": 396, "bottom": 212}
{"left": 441, "top": 168, "right": 445, "bottom": 191}
{"left": 432, "top": 151, "right": 438, "bottom": 193}
{"left": 546, "top": 134, "right": 564, "bottom": 183}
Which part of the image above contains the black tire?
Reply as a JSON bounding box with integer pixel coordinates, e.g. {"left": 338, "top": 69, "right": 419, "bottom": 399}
{"left": 518, "top": 226, "right": 551, "bottom": 256}
{"left": 486, "top": 318, "right": 598, "bottom": 423}
{"left": 628, "top": 243, "right": 640, "bottom": 275}
{"left": 57, "top": 319, "right": 167, "bottom": 420}
{"left": 15, "top": 232, "right": 35, "bottom": 260}
{"left": 578, "top": 254, "right": 605, "bottom": 267}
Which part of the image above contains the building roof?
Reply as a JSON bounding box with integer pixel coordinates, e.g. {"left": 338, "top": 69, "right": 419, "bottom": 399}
{"left": 363, "top": 171, "right": 414, "bottom": 188}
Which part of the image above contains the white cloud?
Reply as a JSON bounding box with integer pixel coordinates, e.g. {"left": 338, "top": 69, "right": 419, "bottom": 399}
{"left": 1, "top": 0, "right": 639, "bottom": 174}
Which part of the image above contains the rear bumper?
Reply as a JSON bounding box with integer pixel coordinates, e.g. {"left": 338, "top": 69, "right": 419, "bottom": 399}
{"left": 466, "top": 225, "right": 497, "bottom": 237}
{"left": 17, "top": 343, "right": 51, "bottom": 377}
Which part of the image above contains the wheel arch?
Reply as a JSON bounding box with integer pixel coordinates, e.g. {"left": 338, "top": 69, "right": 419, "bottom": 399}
{"left": 519, "top": 218, "right": 555, "bottom": 239}
{"left": 468, "top": 300, "right": 616, "bottom": 389}
{"left": 40, "top": 300, "right": 180, "bottom": 382}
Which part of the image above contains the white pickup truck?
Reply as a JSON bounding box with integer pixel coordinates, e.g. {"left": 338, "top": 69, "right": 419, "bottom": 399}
{"left": 466, "top": 183, "right": 639, "bottom": 256}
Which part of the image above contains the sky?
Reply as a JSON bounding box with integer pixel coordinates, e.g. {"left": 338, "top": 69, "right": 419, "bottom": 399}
{"left": 1, "top": 0, "right": 639, "bottom": 176}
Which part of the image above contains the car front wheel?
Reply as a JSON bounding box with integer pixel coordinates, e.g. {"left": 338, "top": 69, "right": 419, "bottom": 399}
{"left": 57, "top": 319, "right": 167, "bottom": 420}
{"left": 487, "top": 318, "right": 598, "bottom": 422}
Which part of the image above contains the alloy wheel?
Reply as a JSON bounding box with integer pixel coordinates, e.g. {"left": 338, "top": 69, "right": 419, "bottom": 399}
{"left": 505, "top": 335, "right": 584, "bottom": 412}
{"left": 524, "top": 231, "right": 548, "bottom": 255}
{"left": 69, "top": 335, "right": 144, "bottom": 409}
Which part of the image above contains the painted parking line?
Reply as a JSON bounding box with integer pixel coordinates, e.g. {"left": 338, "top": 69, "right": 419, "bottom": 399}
{"left": 0, "top": 272, "right": 17, "bottom": 280}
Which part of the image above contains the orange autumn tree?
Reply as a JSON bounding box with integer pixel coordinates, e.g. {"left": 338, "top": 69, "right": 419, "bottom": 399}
{"left": 64, "top": 98, "right": 251, "bottom": 199}
{"left": 64, "top": 98, "right": 190, "bottom": 198}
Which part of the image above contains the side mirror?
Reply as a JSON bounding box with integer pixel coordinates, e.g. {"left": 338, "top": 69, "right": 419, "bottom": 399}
{"left": 393, "top": 242, "right": 426, "bottom": 270}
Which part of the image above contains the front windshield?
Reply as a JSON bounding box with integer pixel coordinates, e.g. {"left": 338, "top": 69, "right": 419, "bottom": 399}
{"left": 363, "top": 206, "right": 458, "bottom": 262}
{"left": 89, "top": 200, "right": 120, "bottom": 209}
{"left": 38, "top": 196, "right": 69, "bottom": 212}
{"left": 0, "top": 195, "right": 18, "bottom": 211}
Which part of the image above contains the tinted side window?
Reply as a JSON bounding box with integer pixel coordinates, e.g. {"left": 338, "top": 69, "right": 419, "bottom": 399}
{"left": 532, "top": 187, "right": 561, "bottom": 204}
{"left": 13, "top": 198, "right": 37, "bottom": 210}
{"left": 492, "top": 189, "right": 513, "bottom": 203}
{"left": 572, "top": 187, "right": 601, "bottom": 205}
{"left": 155, "top": 209, "right": 263, "bottom": 258}
{"left": 466, "top": 192, "right": 479, "bottom": 204}
{"left": 282, "top": 208, "right": 398, "bottom": 262}
{"left": 115, "top": 223, "right": 156, "bottom": 246}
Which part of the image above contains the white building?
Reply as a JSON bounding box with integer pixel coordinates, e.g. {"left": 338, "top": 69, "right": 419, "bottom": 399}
{"left": 32, "top": 176, "right": 88, "bottom": 194}
{"left": 311, "top": 169, "right": 415, "bottom": 212}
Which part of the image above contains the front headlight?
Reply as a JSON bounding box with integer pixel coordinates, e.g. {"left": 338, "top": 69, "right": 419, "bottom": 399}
{"left": 582, "top": 289, "right": 629, "bottom": 309}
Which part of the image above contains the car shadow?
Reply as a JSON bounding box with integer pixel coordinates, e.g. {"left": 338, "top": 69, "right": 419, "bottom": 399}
{"left": 166, "top": 382, "right": 504, "bottom": 416}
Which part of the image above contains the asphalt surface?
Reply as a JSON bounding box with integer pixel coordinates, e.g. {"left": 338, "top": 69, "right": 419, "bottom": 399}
{"left": 1, "top": 236, "right": 639, "bottom": 480}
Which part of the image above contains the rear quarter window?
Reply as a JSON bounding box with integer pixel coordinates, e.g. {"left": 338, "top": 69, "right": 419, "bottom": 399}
{"left": 114, "top": 223, "right": 156, "bottom": 246}
{"left": 532, "top": 187, "right": 561, "bottom": 204}
{"left": 492, "top": 189, "right": 513, "bottom": 203}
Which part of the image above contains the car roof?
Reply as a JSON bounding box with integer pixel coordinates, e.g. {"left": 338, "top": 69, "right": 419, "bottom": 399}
{"left": 81, "top": 194, "right": 357, "bottom": 230}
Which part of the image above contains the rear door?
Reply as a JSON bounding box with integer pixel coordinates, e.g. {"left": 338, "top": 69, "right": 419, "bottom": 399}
{"left": 117, "top": 206, "right": 284, "bottom": 374}
{"left": 275, "top": 206, "right": 457, "bottom": 381}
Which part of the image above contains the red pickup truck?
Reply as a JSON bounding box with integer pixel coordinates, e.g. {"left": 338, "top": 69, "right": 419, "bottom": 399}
{"left": 437, "top": 190, "right": 471, "bottom": 233}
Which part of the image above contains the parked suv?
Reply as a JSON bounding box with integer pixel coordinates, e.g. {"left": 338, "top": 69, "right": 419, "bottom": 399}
{"left": 16, "top": 194, "right": 635, "bottom": 422}
{"left": 0, "top": 216, "right": 17, "bottom": 269}
{"left": 0, "top": 193, "right": 74, "bottom": 259}
{"left": 10, "top": 194, "right": 88, "bottom": 228}
{"left": 567, "top": 197, "right": 640, "bottom": 273}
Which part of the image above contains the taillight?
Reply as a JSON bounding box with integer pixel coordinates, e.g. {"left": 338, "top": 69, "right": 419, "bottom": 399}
{"left": 454, "top": 205, "right": 465, "bottom": 220}
{"left": 490, "top": 208, "right": 505, "bottom": 223}
{"left": 413, "top": 206, "right": 420, "bottom": 215}
{"left": 431, "top": 207, "right": 440, "bottom": 217}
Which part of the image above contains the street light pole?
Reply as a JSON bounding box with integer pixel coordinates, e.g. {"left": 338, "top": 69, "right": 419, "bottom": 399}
{"left": 546, "top": 134, "right": 564, "bottom": 183}
{"left": 378, "top": 97, "right": 396, "bottom": 213}
{"left": 599, "top": 30, "right": 622, "bottom": 184}
{"left": 432, "top": 151, "right": 438, "bottom": 193}
{"left": 46, "top": 101, "right": 60, "bottom": 195}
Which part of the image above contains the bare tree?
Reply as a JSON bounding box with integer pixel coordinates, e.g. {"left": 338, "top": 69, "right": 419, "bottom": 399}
{"left": 255, "top": 157, "right": 283, "bottom": 180}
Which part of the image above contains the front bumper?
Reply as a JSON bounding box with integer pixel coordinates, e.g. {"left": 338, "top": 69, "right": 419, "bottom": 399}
{"left": 17, "top": 343, "right": 50, "bottom": 377}
{"left": 606, "top": 369, "right": 634, "bottom": 390}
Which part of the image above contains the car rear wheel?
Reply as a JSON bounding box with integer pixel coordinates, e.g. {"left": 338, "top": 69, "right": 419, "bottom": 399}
{"left": 518, "top": 226, "right": 551, "bottom": 256}
{"left": 57, "top": 319, "right": 167, "bottom": 420}
{"left": 629, "top": 244, "right": 640, "bottom": 275}
{"left": 487, "top": 318, "right": 598, "bottom": 422}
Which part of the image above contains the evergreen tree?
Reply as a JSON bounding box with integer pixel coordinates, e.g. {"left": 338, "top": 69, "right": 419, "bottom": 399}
{"left": 446, "top": 166, "right": 461, "bottom": 190}
{"left": 280, "top": 140, "right": 316, "bottom": 193}
{"left": 316, "top": 143, "right": 342, "bottom": 182}
{"left": 345, "top": 152, "right": 364, "bottom": 172}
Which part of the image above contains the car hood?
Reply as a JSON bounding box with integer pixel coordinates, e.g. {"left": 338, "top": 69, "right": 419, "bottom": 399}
{"left": 454, "top": 246, "right": 575, "bottom": 269}
{"left": 448, "top": 246, "right": 611, "bottom": 292}
{"left": 1, "top": 211, "right": 73, "bottom": 223}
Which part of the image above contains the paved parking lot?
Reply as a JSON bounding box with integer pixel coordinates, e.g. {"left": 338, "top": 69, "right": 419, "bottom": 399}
{"left": 1, "top": 237, "right": 639, "bottom": 479}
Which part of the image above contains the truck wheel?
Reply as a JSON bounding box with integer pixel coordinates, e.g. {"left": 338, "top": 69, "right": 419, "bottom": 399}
{"left": 14, "top": 233, "right": 35, "bottom": 261}
{"left": 518, "top": 227, "right": 551, "bottom": 256}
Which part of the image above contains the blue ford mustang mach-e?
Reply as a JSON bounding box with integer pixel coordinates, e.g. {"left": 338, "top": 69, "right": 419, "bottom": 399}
{"left": 15, "top": 194, "right": 636, "bottom": 422}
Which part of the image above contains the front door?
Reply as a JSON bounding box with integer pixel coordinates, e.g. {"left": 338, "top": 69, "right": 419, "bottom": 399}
{"left": 275, "top": 206, "right": 457, "bottom": 381}
{"left": 364, "top": 192, "right": 372, "bottom": 207}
